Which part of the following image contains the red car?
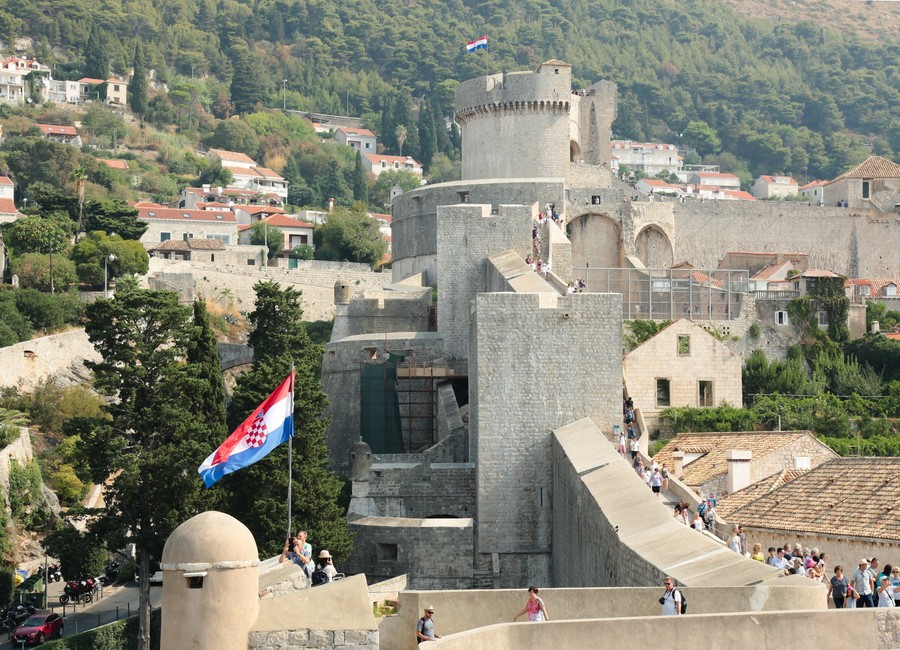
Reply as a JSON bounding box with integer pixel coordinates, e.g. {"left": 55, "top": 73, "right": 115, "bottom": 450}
{"left": 11, "top": 612, "right": 63, "bottom": 645}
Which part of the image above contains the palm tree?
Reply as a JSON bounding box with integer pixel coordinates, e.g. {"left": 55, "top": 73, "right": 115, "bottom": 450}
{"left": 72, "top": 167, "right": 87, "bottom": 242}
{"left": 396, "top": 125, "right": 407, "bottom": 156}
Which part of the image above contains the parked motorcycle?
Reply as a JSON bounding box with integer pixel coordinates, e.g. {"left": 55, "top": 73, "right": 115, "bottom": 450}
{"left": 44, "top": 564, "right": 62, "bottom": 583}
{"left": 0, "top": 603, "right": 36, "bottom": 632}
{"left": 100, "top": 562, "right": 120, "bottom": 586}
{"left": 59, "top": 578, "right": 95, "bottom": 605}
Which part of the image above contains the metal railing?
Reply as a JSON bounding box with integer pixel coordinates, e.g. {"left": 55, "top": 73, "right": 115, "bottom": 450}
{"left": 574, "top": 267, "right": 749, "bottom": 321}
{"left": 751, "top": 290, "right": 800, "bottom": 300}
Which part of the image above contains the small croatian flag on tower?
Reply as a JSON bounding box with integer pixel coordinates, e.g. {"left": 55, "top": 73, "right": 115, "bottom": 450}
{"left": 198, "top": 372, "right": 294, "bottom": 488}
{"left": 466, "top": 35, "right": 488, "bottom": 53}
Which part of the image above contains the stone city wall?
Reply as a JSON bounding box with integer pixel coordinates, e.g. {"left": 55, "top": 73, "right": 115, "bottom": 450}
{"left": 406, "top": 607, "right": 897, "bottom": 650}
{"left": 470, "top": 292, "right": 622, "bottom": 588}
{"left": 331, "top": 286, "right": 431, "bottom": 341}
{"left": 0, "top": 328, "right": 100, "bottom": 391}
{"left": 343, "top": 516, "right": 474, "bottom": 590}
{"left": 349, "top": 462, "right": 475, "bottom": 520}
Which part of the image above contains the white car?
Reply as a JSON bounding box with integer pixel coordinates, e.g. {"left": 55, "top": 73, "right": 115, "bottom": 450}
{"left": 138, "top": 571, "right": 163, "bottom": 585}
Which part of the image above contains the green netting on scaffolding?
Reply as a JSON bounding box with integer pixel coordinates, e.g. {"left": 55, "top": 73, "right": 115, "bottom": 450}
{"left": 360, "top": 355, "right": 405, "bottom": 453}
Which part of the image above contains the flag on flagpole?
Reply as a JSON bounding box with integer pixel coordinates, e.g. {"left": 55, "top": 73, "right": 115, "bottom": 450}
{"left": 198, "top": 372, "right": 294, "bottom": 488}
{"left": 466, "top": 35, "right": 488, "bottom": 53}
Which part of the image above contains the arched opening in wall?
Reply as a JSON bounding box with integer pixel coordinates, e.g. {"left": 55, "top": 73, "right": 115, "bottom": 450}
{"left": 634, "top": 225, "right": 674, "bottom": 269}
{"left": 570, "top": 140, "right": 582, "bottom": 163}
{"left": 569, "top": 213, "right": 624, "bottom": 272}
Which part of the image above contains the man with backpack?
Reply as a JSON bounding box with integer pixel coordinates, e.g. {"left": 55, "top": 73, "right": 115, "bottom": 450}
{"left": 660, "top": 577, "right": 686, "bottom": 615}
{"left": 416, "top": 606, "right": 441, "bottom": 643}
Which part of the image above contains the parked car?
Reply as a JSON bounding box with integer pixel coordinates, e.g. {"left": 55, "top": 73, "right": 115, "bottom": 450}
{"left": 10, "top": 612, "right": 63, "bottom": 645}
{"left": 137, "top": 571, "right": 163, "bottom": 585}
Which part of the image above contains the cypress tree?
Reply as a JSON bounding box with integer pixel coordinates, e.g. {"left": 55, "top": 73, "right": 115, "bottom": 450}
{"left": 229, "top": 40, "right": 268, "bottom": 114}
{"left": 352, "top": 151, "right": 368, "bottom": 204}
{"left": 432, "top": 95, "right": 452, "bottom": 157}
{"left": 129, "top": 42, "right": 148, "bottom": 116}
{"left": 417, "top": 99, "right": 437, "bottom": 168}
{"left": 84, "top": 24, "right": 109, "bottom": 80}
{"left": 221, "top": 281, "right": 352, "bottom": 560}
{"left": 187, "top": 300, "right": 228, "bottom": 435}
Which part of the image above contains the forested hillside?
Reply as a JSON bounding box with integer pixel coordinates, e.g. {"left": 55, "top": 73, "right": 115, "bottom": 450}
{"left": 1, "top": 0, "right": 898, "bottom": 183}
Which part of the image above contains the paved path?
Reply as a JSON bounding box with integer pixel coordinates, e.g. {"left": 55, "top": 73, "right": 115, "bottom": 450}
{"left": 36, "top": 581, "right": 162, "bottom": 638}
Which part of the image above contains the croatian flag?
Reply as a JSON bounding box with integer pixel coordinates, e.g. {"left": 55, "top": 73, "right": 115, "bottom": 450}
{"left": 198, "top": 372, "right": 294, "bottom": 488}
{"left": 466, "top": 35, "right": 488, "bottom": 53}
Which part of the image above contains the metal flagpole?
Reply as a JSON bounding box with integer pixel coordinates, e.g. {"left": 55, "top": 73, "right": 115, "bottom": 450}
{"left": 287, "top": 366, "right": 295, "bottom": 540}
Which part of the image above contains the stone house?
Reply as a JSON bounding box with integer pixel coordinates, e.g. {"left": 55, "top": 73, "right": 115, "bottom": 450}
{"left": 825, "top": 155, "right": 900, "bottom": 212}
{"left": 635, "top": 178, "right": 682, "bottom": 196}
{"left": 0, "top": 176, "right": 19, "bottom": 224}
{"left": 750, "top": 175, "right": 798, "bottom": 199}
{"left": 363, "top": 154, "right": 423, "bottom": 178}
{"left": 652, "top": 430, "right": 838, "bottom": 501}
{"left": 137, "top": 206, "right": 238, "bottom": 247}
{"left": 237, "top": 214, "right": 314, "bottom": 255}
{"left": 232, "top": 204, "right": 285, "bottom": 225}
{"left": 610, "top": 141, "right": 682, "bottom": 177}
{"left": 623, "top": 319, "right": 743, "bottom": 433}
{"left": 0, "top": 57, "right": 49, "bottom": 104}
{"left": 334, "top": 127, "right": 377, "bottom": 153}
{"left": 148, "top": 237, "right": 226, "bottom": 262}
{"left": 720, "top": 457, "right": 900, "bottom": 577}
{"left": 686, "top": 171, "right": 741, "bottom": 190}
{"left": 105, "top": 77, "right": 128, "bottom": 105}
{"left": 799, "top": 180, "right": 828, "bottom": 205}
{"left": 206, "top": 148, "right": 289, "bottom": 202}
{"left": 36, "top": 124, "right": 82, "bottom": 147}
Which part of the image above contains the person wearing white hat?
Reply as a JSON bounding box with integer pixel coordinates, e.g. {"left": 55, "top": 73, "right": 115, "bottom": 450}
{"left": 311, "top": 550, "right": 337, "bottom": 586}
{"left": 416, "top": 606, "right": 441, "bottom": 643}
{"left": 852, "top": 559, "right": 875, "bottom": 607}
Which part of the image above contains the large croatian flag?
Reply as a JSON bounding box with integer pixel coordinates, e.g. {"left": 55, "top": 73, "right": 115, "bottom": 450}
{"left": 198, "top": 372, "right": 294, "bottom": 488}
{"left": 466, "top": 35, "right": 488, "bottom": 53}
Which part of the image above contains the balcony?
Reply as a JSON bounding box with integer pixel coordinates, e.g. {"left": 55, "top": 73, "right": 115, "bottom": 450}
{"left": 752, "top": 290, "right": 800, "bottom": 300}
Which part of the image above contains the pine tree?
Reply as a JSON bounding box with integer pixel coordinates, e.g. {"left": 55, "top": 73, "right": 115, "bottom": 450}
{"left": 221, "top": 281, "right": 352, "bottom": 560}
{"left": 352, "top": 151, "right": 368, "bottom": 204}
{"left": 129, "top": 42, "right": 148, "bottom": 115}
{"left": 320, "top": 159, "right": 351, "bottom": 207}
{"left": 83, "top": 24, "right": 109, "bottom": 80}
{"left": 432, "top": 96, "right": 452, "bottom": 157}
{"left": 229, "top": 40, "right": 268, "bottom": 114}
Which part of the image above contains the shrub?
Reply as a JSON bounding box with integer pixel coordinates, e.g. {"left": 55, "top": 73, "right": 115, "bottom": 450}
{"left": 0, "top": 568, "right": 15, "bottom": 606}
{"left": 50, "top": 465, "right": 84, "bottom": 505}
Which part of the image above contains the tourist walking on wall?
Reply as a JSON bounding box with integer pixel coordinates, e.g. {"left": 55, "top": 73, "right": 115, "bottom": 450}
{"left": 514, "top": 586, "right": 550, "bottom": 622}
{"left": 878, "top": 577, "right": 900, "bottom": 607}
{"left": 416, "top": 606, "right": 441, "bottom": 643}
{"left": 828, "top": 566, "right": 849, "bottom": 609}
{"left": 630, "top": 436, "right": 640, "bottom": 461}
{"left": 660, "top": 577, "right": 683, "bottom": 615}
{"left": 853, "top": 559, "right": 875, "bottom": 607}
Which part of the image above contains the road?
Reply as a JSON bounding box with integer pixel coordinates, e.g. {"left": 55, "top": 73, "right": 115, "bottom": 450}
{"left": 30, "top": 579, "right": 162, "bottom": 639}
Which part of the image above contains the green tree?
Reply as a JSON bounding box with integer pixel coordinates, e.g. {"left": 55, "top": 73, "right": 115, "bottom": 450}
{"left": 81, "top": 288, "right": 221, "bottom": 650}
{"left": 417, "top": 99, "right": 437, "bottom": 168}
{"left": 187, "top": 300, "right": 228, "bottom": 438}
{"left": 11, "top": 253, "right": 77, "bottom": 292}
{"left": 314, "top": 207, "right": 386, "bottom": 267}
{"left": 319, "top": 159, "right": 352, "bottom": 207}
{"left": 83, "top": 24, "right": 109, "bottom": 80}
{"left": 352, "top": 151, "right": 368, "bottom": 204}
{"left": 5, "top": 214, "right": 71, "bottom": 256}
{"left": 229, "top": 41, "right": 268, "bottom": 114}
{"left": 247, "top": 221, "right": 283, "bottom": 260}
{"left": 82, "top": 104, "right": 127, "bottom": 149}
{"left": 682, "top": 120, "right": 721, "bottom": 157}
{"left": 221, "top": 281, "right": 351, "bottom": 560}
{"left": 129, "top": 42, "right": 148, "bottom": 116}
{"left": 1, "top": 137, "right": 82, "bottom": 194}
{"left": 371, "top": 169, "right": 421, "bottom": 206}
{"left": 83, "top": 200, "right": 148, "bottom": 240}
{"left": 209, "top": 118, "right": 259, "bottom": 157}
{"left": 72, "top": 231, "right": 150, "bottom": 288}
{"left": 197, "top": 159, "right": 234, "bottom": 189}
{"left": 42, "top": 525, "right": 106, "bottom": 579}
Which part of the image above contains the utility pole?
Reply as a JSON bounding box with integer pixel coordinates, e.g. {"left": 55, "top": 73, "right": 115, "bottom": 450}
{"left": 282, "top": 79, "right": 288, "bottom": 111}
{"left": 49, "top": 241, "right": 54, "bottom": 294}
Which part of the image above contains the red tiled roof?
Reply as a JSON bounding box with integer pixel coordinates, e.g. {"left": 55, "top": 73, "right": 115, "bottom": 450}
{"left": 78, "top": 77, "right": 105, "bottom": 85}
{"left": 208, "top": 148, "right": 257, "bottom": 165}
{"left": 137, "top": 207, "right": 237, "bottom": 223}
{"left": 223, "top": 165, "right": 285, "bottom": 181}
{"left": 639, "top": 179, "right": 679, "bottom": 188}
{"left": 236, "top": 205, "right": 285, "bottom": 215}
{"left": 37, "top": 124, "right": 78, "bottom": 136}
{"left": 196, "top": 202, "right": 232, "bottom": 209}
{"left": 0, "top": 176, "right": 13, "bottom": 186}
{"left": 724, "top": 190, "right": 757, "bottom": 200}
{"left": 751, "top": 262, "right": 792, "bottom": 281}
{"left": 368, "top": 212, "right": 392, "bottom": 224}
{"left": 106, "top": 77, "right": 127, "bottom": 84}
{"left": 258, "top": 214, "right": 313, "bottom": 228}
{"left": 336, "top": 127, "right": 376, "bottom": 138}
{"left": 364, "top": 154, "right": 422, "bottom": 166}
{"left": 799, "top": 269, "right": 839, "bottom": 278}
{"left": 799, "top": 180, "right": 828, "bottom": 191}
{"left": 0, "top": 198, "right": 17, "bottom": 214}
{"left": 831, "top": 155, "right": 900, "bottom": 181}
{"left": 151, "top": 238, "right": 226, "bottom": 252}
{"left": 758, "top": 175, "right": 797, "bottom": 184}
{"left": 691, "top": 172, "right": 739, "bottom": 180}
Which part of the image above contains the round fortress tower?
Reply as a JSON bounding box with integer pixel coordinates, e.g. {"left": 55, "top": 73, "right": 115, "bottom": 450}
{"left": 455, "top": 60, "right": 574, "bottom": 181}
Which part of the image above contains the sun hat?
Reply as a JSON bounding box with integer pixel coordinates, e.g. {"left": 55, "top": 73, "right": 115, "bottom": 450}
{"left": 318, "top": 550, "right": 332, "bottom": 559}
{"left": 425, "top": 606, "right": 435, "bottom": 612}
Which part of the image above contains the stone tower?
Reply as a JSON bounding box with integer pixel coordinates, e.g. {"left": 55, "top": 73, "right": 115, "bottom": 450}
{"left": 161, "top": 511, "right": 259, "bottom": 649}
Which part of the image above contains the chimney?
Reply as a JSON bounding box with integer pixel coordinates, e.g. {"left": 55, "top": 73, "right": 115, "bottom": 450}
{"left": 871, "top": 320, "right": 880, "bottom": 333}
{"left": 672, "top": 451, "right": 684, "bottom": 479}
{"left": 725, "top": 449, "right": 752, "bottom": 494}
{"left": 328, "top": 196, "right": 335, "bottom": 212}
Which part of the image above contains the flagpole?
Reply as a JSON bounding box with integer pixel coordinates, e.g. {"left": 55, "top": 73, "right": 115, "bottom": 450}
{"left": 287, "top": 365, "right": 294, "bottom": 541}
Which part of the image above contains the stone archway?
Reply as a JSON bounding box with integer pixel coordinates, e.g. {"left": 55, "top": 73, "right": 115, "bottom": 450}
{"left": 634, "top": 225, "right": 674, "bottom": 268}
{"left": 568, "top": 213, "right": 624, "bottom": 269}
{"left": 570, "top": 140, "right": 582, "bottom": 162}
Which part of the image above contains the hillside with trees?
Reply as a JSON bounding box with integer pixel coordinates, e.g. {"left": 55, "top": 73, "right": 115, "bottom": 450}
{"left": 0, "top": 0, "right": 895, "bottom": 191}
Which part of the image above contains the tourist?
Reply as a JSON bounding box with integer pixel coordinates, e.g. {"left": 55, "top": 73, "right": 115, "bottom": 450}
{"left": 766, "top": 547, "right": 778, "bottom": 566}
{"left": 279, "top": 530, "right": 313, "bottom": 578}
{"left": 891, "top": 567, "right": 900, "bottom": 607}
{"left": 691, "top": 511, "right": 704, "bottom": 531}
{"left": 416, "top": 606, "right": 441, "bottom": 643}
{"left": 853, "top": 559, "right": 875, "bottom": 607}
{"left": 312, "top": 550, "right": 337, "bottom": 586}
{"left": 751, "top": 543, "right": 764, "bottom": 563}
{"left": 737, "top": 526, "right": 748, "bottom": 555}
{"left": 845, "top": 583, "right": 859, "bottom": 608}
{"left": 650, "top": 468, "right": 662, "bottom": 497}
{"left": 877, "top": 577, "right": 899, "bottom": 607}
{"left": 728, "top": 529, "right": 742, "bottom": 554}
{"left": 514, "top": 586, "right": 549, "bottom": 622}
{"left": 660, "top": 465, "right": 669, "bottom": 492}
{"left": 828, "top": 566, "right": 848, "bottom": 609}
{"left": 660, "top": 577, "right": 683, "bottom": 616}
{"left": 629, "top": 436, "right": 640, "bottom": 461}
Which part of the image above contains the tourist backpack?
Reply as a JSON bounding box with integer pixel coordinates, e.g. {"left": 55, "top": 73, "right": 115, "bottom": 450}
{"left": 311, "top": 566, "right": 329, "bottom": 586}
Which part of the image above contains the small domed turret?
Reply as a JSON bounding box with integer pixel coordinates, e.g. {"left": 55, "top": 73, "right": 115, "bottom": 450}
{"left": 334, "top": 279, "right": 352, "bottom": 305}
{"left": 348, "top": 439, "right": 373, "bottom": 481}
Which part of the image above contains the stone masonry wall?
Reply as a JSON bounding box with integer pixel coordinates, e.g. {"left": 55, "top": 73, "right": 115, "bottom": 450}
{"left": 436, "top": 204, "right": 533, "bottom": 362}
{"left": 350, "top": 463, "right": 475, "bottom": 520}
{"left": 470, "top": 292, "right": 622, "bottom": 588}
{"left": 0, "top": 328, "right": 101, "bottom": 391}
{"left": 248, "top": 628, "right": 378, "bottom": 650}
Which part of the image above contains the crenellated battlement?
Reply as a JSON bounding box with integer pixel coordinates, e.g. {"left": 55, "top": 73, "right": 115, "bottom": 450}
{"left": 455, "top": 99, "right": 572, "bottom": 125}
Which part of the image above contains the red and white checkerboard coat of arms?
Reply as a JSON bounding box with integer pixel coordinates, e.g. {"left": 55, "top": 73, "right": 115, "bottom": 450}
{"left": 244, "top": 411, "right": 268, "bottom": 447}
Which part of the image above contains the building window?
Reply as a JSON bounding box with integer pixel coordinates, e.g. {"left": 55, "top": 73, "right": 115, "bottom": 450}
{"left": 160, "top": 232, "right": 171, "bottom": 242}
{"left": 656, "top": 379, "right": 670, "bottom": 407}
{"left": 376, "top": 543, "right": 398, "bottom": 561}
{"left": 817, "top": 311, "right": 828, "bottom": 327}
{"left": 775, "top": 310, "right": 789, "bottom": 326}
{"left": 458, "top": 191, "right": 470, "bottom": 203}
{"left": 677, "top": 335, "right": 690, "bottom": 356}
{"left": 365, "top": 347, "right": 377, "bottom": 360}
{"left": 210, "top": 254, "right": 215, "bottom": 262}
{"left": 862, "top": 181, "right": 870, "bottom": 199}
{"left": 247, "top": 259, "right": 255, "bottom": 266}
{"left": 187, "top": 576, "right": 204, "bottom": 589}
{"left": 698, "top": 380, "right": 713, "bottom": 407}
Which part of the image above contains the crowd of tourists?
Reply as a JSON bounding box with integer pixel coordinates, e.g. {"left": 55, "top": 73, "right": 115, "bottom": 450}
{"left": 278, "top": 529, "right": 340, "bottom": 587}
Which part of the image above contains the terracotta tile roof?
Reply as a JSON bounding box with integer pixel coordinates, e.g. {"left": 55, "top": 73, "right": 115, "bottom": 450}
{"left": 716, "top": 469, "right": 808, "bottom": 519}
{"left": 751, "top": 262, "right": 792, "bottom": 281}
{"left": 652, "top": 431, "right": 827, "bottom": 488}
{"left": 98, "top": 158, "right": 129, "bottom": 170}
{"left": 0, "top": 176, "right": 13, "bottom": 185}
{"left": 208, "top": 148, "right": 257, "bottom": 165}
{"left": 223, "top": 165, "right": 285, "bottom": 181}
{"left": 258, "top": 214, "right": 313, "bottom": 228}
{"left": 37, "top": 124, "right": 78, "bottom": 136}
{"left": 724, "top": 190, "right": 757, "bottom": 200}
{"left": 0, "top": 198, "right": 17, "bottom": 214}
{"left": 137, "top": 207, "right": 236, "bottom": 223}
{"left": 831, "top": 155, "right": 900, "bottom": 181}
{"left": 541, "top": 59, "right": 571, "bottom": 66}
{"left": 151, "top": 238, "right": 226, "bottom": 252}
{"left": 799, "top": 269, "right": 839, "bottom": 278}
{"left": 195, "top": 202, "right": 232, "bottom": 209}
{"left": 799, "top": 180, "right": 828, "bottom": 191}
{"left": 106, "top": 77, "right": 127, "bottom": 84}
{"left": 336, "top": 127, "right": 375, "bottom": 138}
{"left": 886, "top": 332, "right": 900, "bottom": 341}
{"left": 758, "top": 175, "right": 798, "bottom": 184}
{"left": 236, "top": 205, "right": 285, "bottom": 216}
{"left": 690, "top": 172, "right": 740, "bottom": 180}
{"left": 364, "top": 154, "right": 423, "bottom": 167}
{"left": 726, "top": 458, "right": 900, "bottom": 541}
{"left": 640, "top": 179, "right": 681, "bottom": 188}
{"left": 368, "top": 212, "right": 392, "bottom": 224}
{"left": 670, "top": 262, "right": 725, "bottom": 287}
{"left": 78, "top": 77, "right": 105, "bottom": 85}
